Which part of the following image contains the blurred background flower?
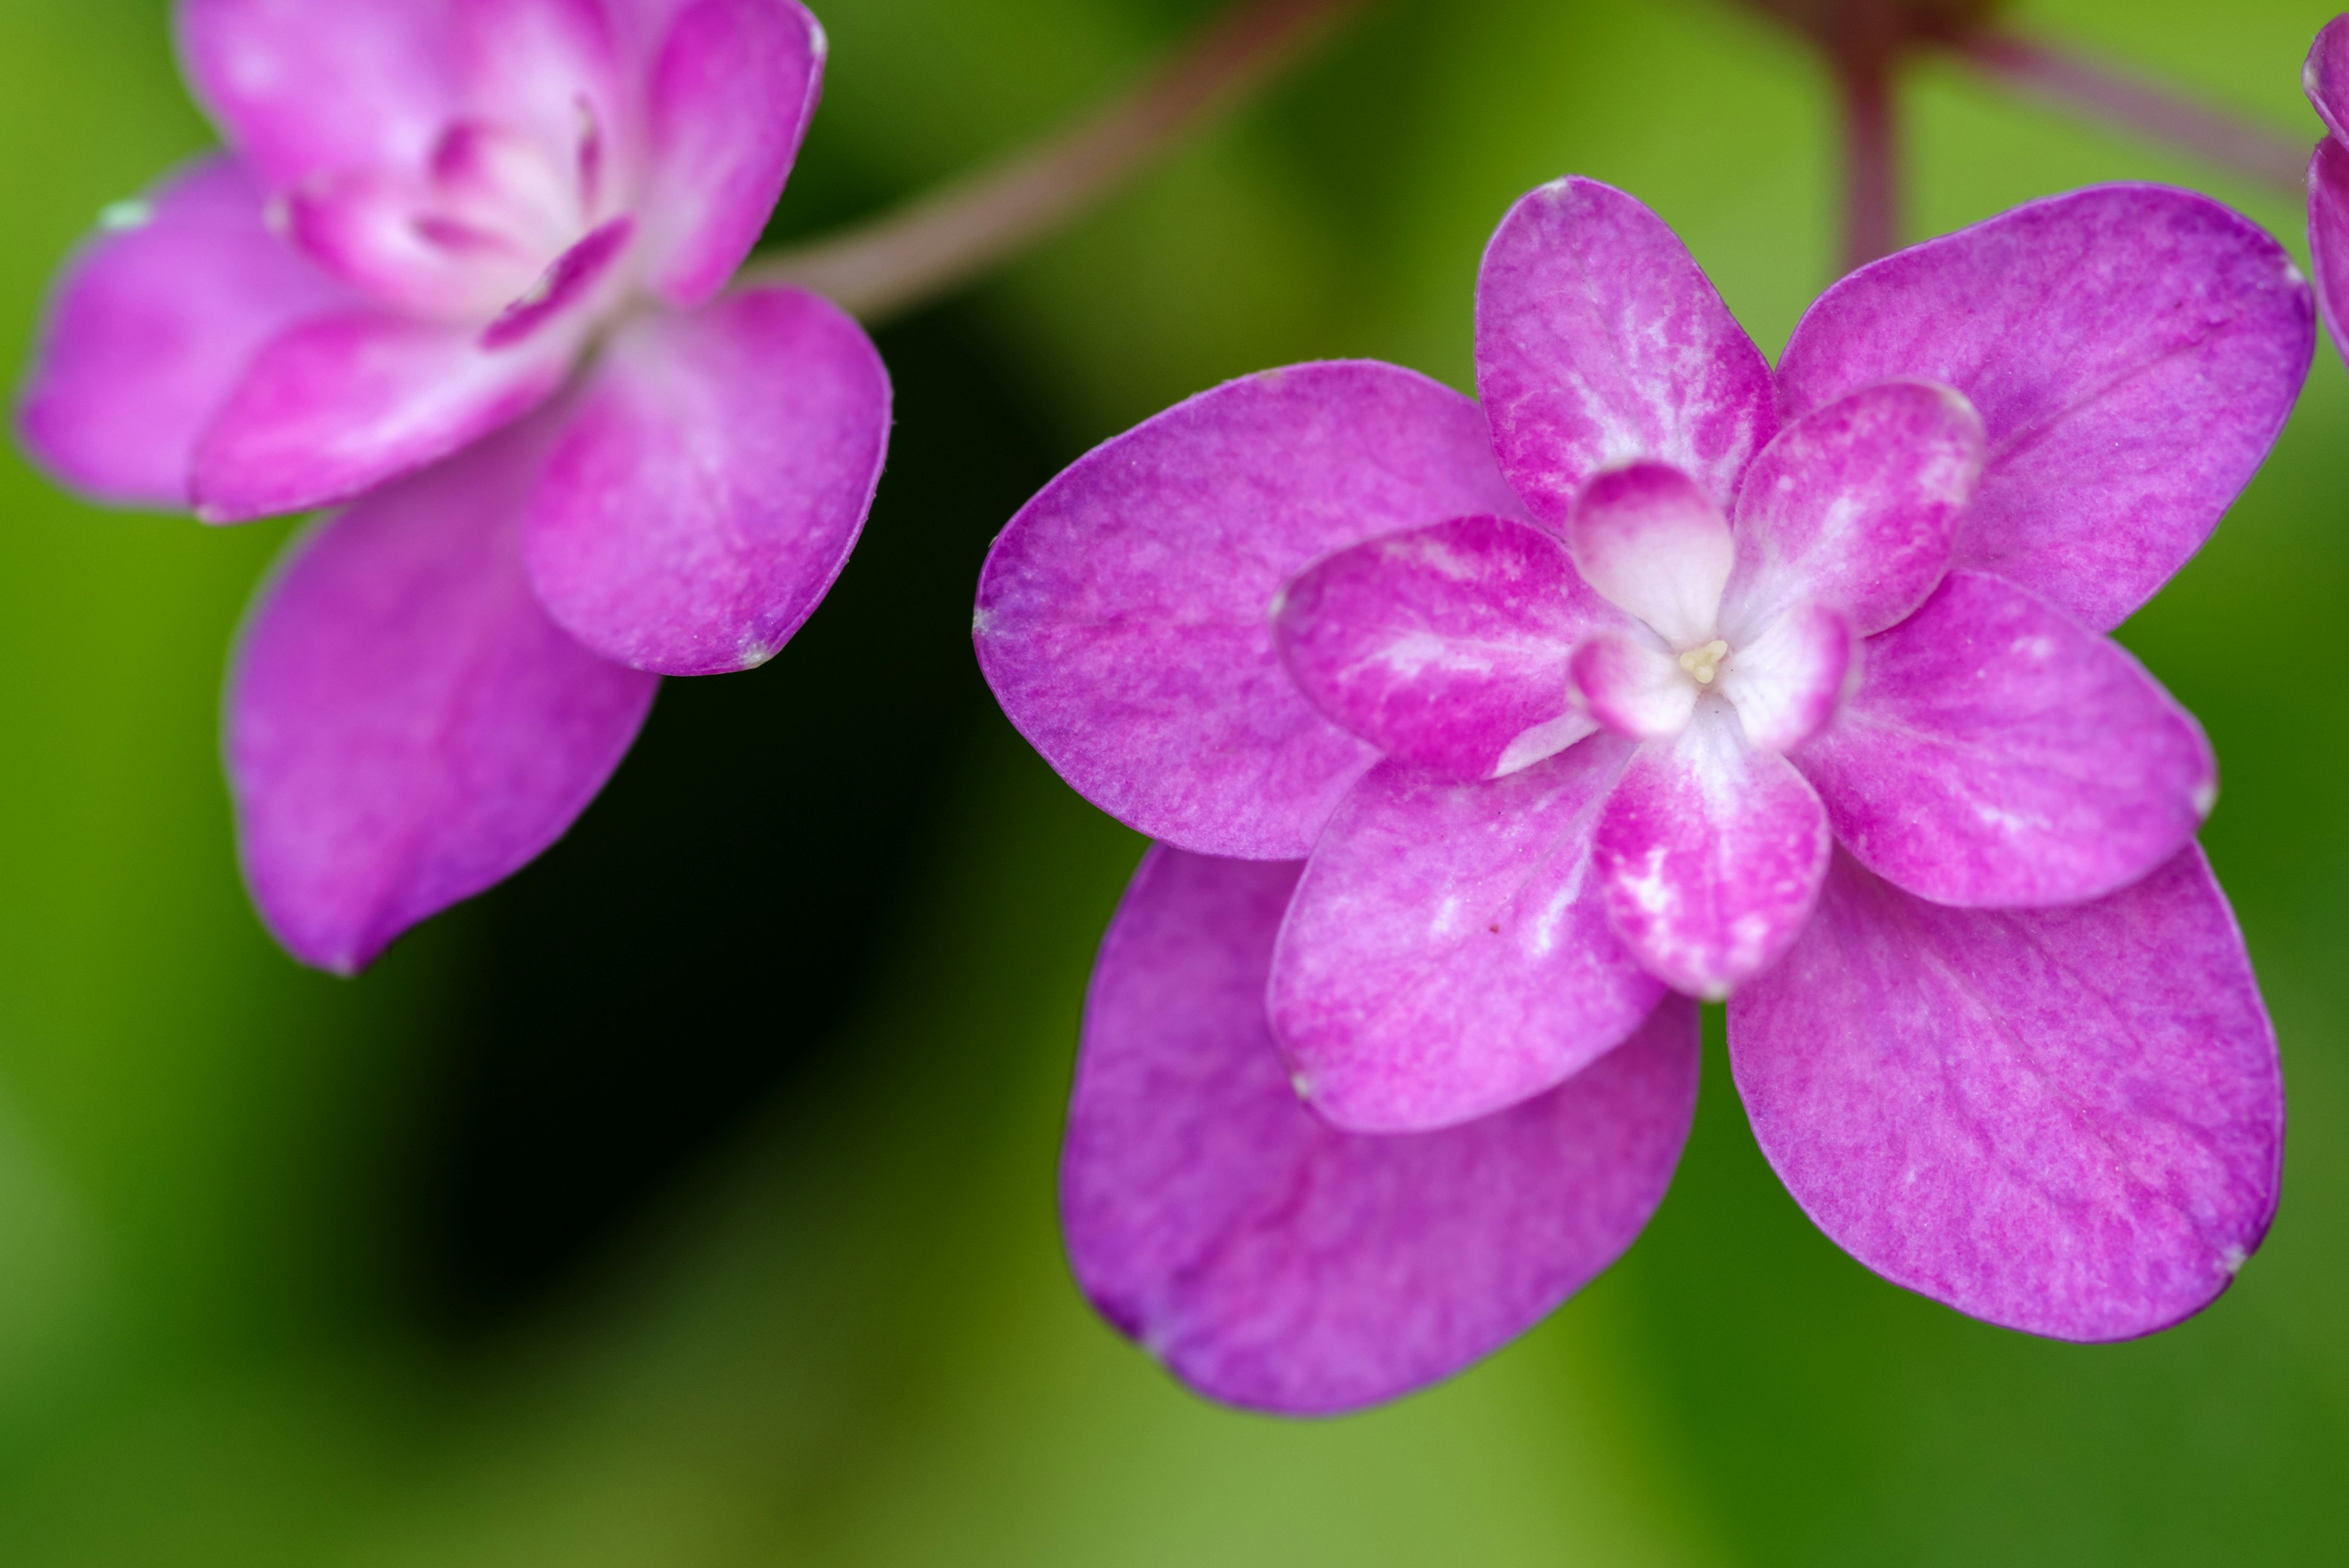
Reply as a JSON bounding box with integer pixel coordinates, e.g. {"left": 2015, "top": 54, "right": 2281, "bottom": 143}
{"left": 0, "top": 0, "right": 2341, "bottom": 1562}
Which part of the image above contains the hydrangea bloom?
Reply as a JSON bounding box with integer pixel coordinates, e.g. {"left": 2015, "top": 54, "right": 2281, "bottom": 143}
{"left": 977, "top": 178, "right": 2309, "bottom": 1413}
{"left": 17, "top": 0, "right": 889, "bottom": 972}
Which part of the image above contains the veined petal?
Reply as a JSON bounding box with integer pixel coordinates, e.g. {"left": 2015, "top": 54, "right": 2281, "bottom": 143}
{"left": 1722, "top": 379, "right": 1980, "bottom": 637}
{"left": 1271, "top": 515, "right": 1606, "bottom": 781}
{"left": 637, "top": 0, "right": 825, "bottom": 306}
{"left": 975, "top": 362, "right": 1533, "bottom": 860}
{"left": 1266, "top": 740, "right": 1662, "bottom": 1133}
{"left": 1065, "top": 846, "right": 1699, "bottom": 1416}
{"left": 1796, "top": 571, "right": 2214, "bottom": 908}
{"left": 227, "top": 420, "right": 659, "bottom": 976}
{"left": 190, "top": 307, "right": 581, "bottom": 522}
{"left": 2305, "top": 15, "right": 2349, "bottom": 147}
{"left": 17, "top": 155, "right": 354, "bottom": 508}
{"left": 523, "top": 286, "right": 888, "bottom": 675}
{"left": 1476, "top": 177, "right": 1774, "bottom": 524}
{"left": 1778, "top": 184, "right": 2312, "bottom": 632}
{"left": 1570, "top": 631, "right": 1695, "bottom": 740}
{"left": 1718, "top": 601, "right": 1852, "bottom": 754}
{"left": 2308, "top": 141, "right": 2349, "bottom": 365}
{"left": 1594, "top": 708, "right": 1831, "bottom": 998}
{"left": 1567, "top": 462, "right": 1734, "bottom": 646}
{"left": 1729, "top": 847, "right": 2281, "bottom": 1341}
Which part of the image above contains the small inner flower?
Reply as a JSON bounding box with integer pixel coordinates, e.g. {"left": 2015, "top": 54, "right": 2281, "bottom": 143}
{"left": 1677, "top": 639, "right": 1731, "bottom": 685}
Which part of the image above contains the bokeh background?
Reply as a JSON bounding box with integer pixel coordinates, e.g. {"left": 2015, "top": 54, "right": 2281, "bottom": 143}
{"left": 0, "top": 0, "right": 2343, "bottom": 1560}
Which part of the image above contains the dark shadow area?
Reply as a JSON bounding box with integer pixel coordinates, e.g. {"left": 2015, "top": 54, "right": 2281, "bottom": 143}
{"left": 401, "top": 303, "right": 1066, "bottom": 1332}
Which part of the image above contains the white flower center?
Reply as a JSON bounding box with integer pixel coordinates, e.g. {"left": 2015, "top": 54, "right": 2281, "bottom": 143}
{"left": 1676, "top": 638, "right": 1730, "bottom": 685}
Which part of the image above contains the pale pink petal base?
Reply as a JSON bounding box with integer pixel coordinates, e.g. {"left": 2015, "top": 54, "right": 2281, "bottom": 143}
{"left": 1566, "top": 462, "right": 1734, "bottom": 647}
{"left": 1066, "top": 846, "right": 1699, "bottom": 1414}
{"left": 976, "top": 362, "right": 1532, "bottom": 860}
{"left": 228, "top": 421, "right": 659, "bottom": 975}
{"left": 1267, "top": 741, "right": 1661, "bottom": 1132}
{"left": 1729, "top": 847, "right": 2282, "bottom": 1341}
{"left": 522, "top": 285, "right": 890, "bottom": 675}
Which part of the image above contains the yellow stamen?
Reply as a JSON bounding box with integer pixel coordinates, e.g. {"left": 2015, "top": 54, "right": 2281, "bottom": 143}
{"left": 1677, "top": 639, "right": 1731, "bottom": 685}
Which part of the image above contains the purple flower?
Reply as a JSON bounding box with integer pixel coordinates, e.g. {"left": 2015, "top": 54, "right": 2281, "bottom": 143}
{"left": 976, "top": 178, "right": 2309, "bottom": 1413}
{"left": 2305, "top": 15, "right": 2349, "bottom": 357}
{"left": 17, "top": 0, "right": 891, "bottom": 972}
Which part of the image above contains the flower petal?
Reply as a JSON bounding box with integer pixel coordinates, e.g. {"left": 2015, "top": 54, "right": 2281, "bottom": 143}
{"left": 2305, "top": 14, "right": 2349, "bottom": 147}
{"left": 177, "top": 0, "right": 454, "bottom": 187}
{"left": 1718, "top": 600, "right": 1852, "bottom": 753}
{"left": 1566, "top": 461, "right": 1734, "bottom": 646}
{"left": 16, "top": 156, "right": 355, "bottom": 508}
{"left": 179, "top": 0, "right": 621, "bottom": 191}
{"left": 1728, "top": 847, "right": 2281, "bottom": 1341}
{"left": 1475, "top": 176, "right": 1775, "bottom": 525}
{"left": 2307, "top": 140, "right": 2349, "bottom": 365}
{"left": 1594, "top": 708, "right": 1831, "bottom": 998}
{"left": 190, "top": 307, "right": 581, "bottom": 522}
{"left": 226, "top": 420, "right": 659, "bottom": 976}
{"left": 1721, "top": 379, "right": 1981, "bottom": 638}
{"left": 636, "top": 0, "right": 825, "bottom": 307}
{"left": 1065, "top": 845, "right": 1698, "bottom": 1415}
{"left": 975, "top": 362, "right": 1532, "bottom": 860}
{"left": 1271, "top": 515, "right": 1607, "bottom": 781}
{"left": 1570, "top": 631, "right": 1695, "bottom": 740}
{"left": 1777, "top": 184, "right": 2313, "bottom": 632}
{"left": 1266, "top": 740, "right": 1662, "bottom": 1132}
{"left": 520, "top": 284, "right": 888, "bottom": 676}
{"left": 1795, "top": 571, "right": 2215, "bottom": 908}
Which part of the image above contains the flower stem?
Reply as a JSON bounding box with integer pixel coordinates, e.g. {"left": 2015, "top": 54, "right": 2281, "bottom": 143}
{"left": 1962, "top": 31, "right": 2307, "bottom": 198}
{"left": 1836, "top": 40, "right": 1901, "bottom": 270}
{"left": 742, "top": 0, "right": 1366, "bottom": 324}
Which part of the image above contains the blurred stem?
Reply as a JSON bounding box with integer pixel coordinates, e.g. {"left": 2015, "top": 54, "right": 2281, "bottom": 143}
{"left": 1962, "top": 31, "right": 2307, "bottom": 198}
{"left": 1836, "top": 40, "right": 1901, "bottom": 269}
{"left": 743, "top": 0, "right": 1367, "bottom": 323}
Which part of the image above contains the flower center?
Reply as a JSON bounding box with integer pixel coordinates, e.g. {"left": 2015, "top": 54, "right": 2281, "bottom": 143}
{"left": 1677, "top": 639, "right": 1730, "bottom": 685}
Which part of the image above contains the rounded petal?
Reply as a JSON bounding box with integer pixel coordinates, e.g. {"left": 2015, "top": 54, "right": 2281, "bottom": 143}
{"left": 1778, "top": 184, "right": 2314, "bottom": 633}
{"left": 190, "top": 308, "right": 581, "bottom": 522}
{"left": 1718, "top": 600, "right": 1852, "bottom": 754}
{"left": 1565, "top": 461, "right": 1734, "bottom": 647}
{"left": 1064, "top": 845, "right": 1699, "bottom": 1415}
{"left": 178, "top": 0, "right": 622, "bottom": 190}
{"left": 17, "top": 155, "right": 355, "bottom": 508}
{"left": 227, "top": 420, "right": 660, "bottom": 976}
{"left": 1572, "top": 631, "right": 1696, "bottom": 740}
{"left": 2307, "top": 140, "right": 2349, "bottom": 365}
{"left": 975, "top": 361, "right": 1532, "bottom": 860}
{"left": 1797, "top": 571, "right": 2216, "bottom": 908}
{"left": 1267, "top": 740, "right": 1663, "bottom": 1132}
{"left": 1475, "top": 176, "right": 1775, "bottom": 525}
{"left": 1722, "top": 379, "right": 1981, "bottom": 638}
{"left": 1594, "top": 708, "right": 1831, "bottom": 998}
{"left": 1271, "top": 515, "right": 1606, "bottom": 781}
{"left": 1728, "top": 847, "right": 2282, "bottom": 1341}
{"left": 521, "top": 285, "right": 889, "bottom": 675}
{"left": 636, "top": 0, "right": 825, "bottom": 307}
{"left": 2304, "top": 14, "right": 2349, "bottom": 147}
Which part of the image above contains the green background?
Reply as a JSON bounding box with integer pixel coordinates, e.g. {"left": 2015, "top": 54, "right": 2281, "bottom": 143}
{"left": 0, "top": 0, "right": 2343, "bottom": 1560}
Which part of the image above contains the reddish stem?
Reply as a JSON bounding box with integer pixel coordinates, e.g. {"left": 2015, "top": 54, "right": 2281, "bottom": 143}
{"left": 1964, "top": 31, "right": 2307, "bottom": 197}
{"left": 1836, "top": 43, "right": 1901, "bottom": 270}
{"left": 743, "top": 0, "right": 1364, "bottom": 322}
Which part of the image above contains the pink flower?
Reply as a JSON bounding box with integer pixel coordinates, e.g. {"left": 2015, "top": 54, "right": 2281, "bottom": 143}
{"left": 2304, "top": 14, "right": 2349, "bottom": 357}
{"left": 976, "top": 179, "right": 2309, "bottom": 1413}
{"left": 17, "top": 0, "right": 891, "bottom": 972}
